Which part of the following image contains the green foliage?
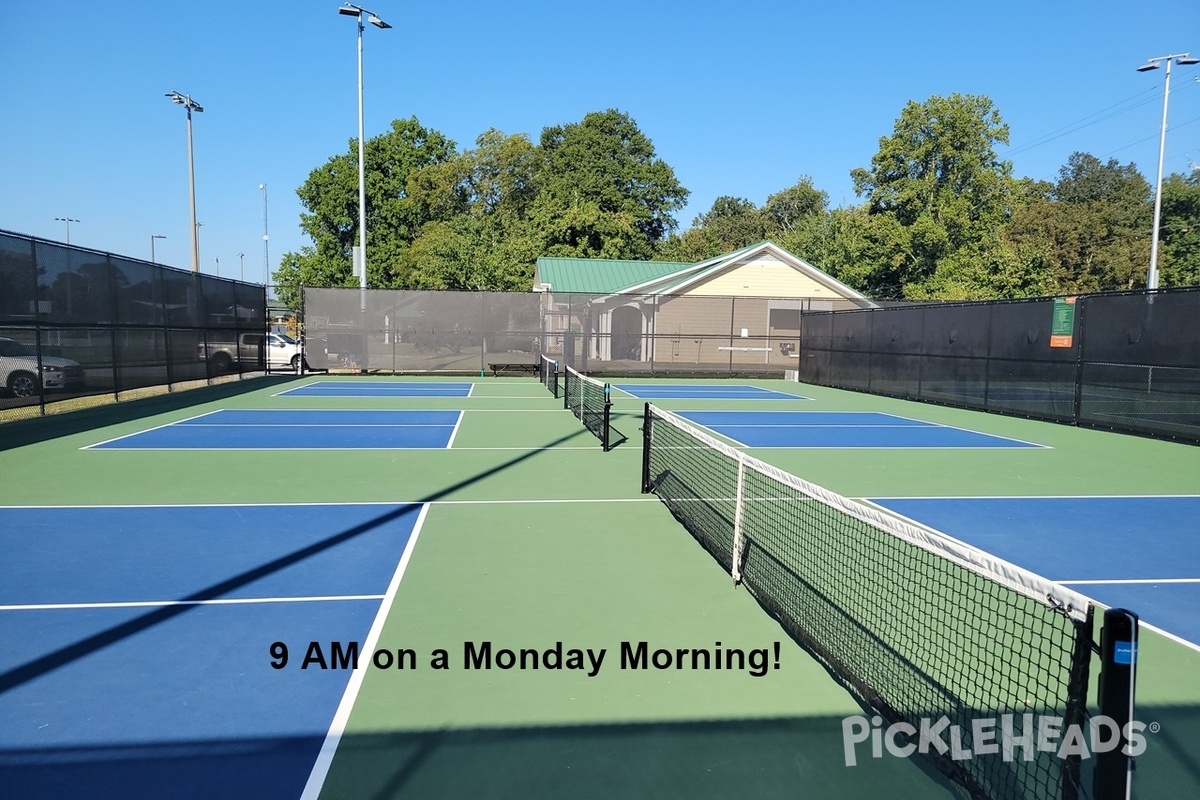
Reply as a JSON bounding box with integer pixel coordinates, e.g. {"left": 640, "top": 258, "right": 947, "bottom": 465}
{"left": 845, "top": 93, "right": 1015, "bottom": 298}
{"left": 1004, "top": 153, "right": 1152, "bottom": 293}
{"left": 1159, "top": 172, "right": 1200, "bottom": 287}
{"left": 763, "top": 177, "right": 828, "bottom": 236}
{"left": 537, "top": 109, "right": 689, "bottom": 258}
{"left": 283, "top": 116, "right": 457, "bottom": 290}
{"left": 281, "top": 94, "right": 1198, "bottom": 302}
{"left": 286, "top": 109, "right": 688, "bottom": 293}
{"left": 688, "top": 196, "right": 766, "bottom": 253}
{"left": 272, "top": 247, "right": 356, "bottom": 310}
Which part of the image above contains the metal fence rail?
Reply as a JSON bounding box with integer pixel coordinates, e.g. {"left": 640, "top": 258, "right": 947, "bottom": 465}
{"left": 798, "top": 287, "right": 1200, "bottom": 445}
{"left": 302, "top": 288, "right": 872, "bottom": 376}
{"left": 0, "top": 230, "right": 269, "bottom": 421}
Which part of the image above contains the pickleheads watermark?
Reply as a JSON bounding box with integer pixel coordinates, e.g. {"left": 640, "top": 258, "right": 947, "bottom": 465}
{"left": 842, "top": 714, "right": 1149, "bottom": 767}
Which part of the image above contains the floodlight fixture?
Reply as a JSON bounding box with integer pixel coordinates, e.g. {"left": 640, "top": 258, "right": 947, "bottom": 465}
{"left": 1138, "top": 53, "right": 1198, "bottom": 289}
{"left": 165, "top": 91, "right": 204, "bottom": 271}
{"left": 336, "top": 2, "right": 390, "bottom": 300}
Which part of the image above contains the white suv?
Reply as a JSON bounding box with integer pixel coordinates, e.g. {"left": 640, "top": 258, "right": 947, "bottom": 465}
{"left": 0, "top": 337, "right": 86, "bottom": 397}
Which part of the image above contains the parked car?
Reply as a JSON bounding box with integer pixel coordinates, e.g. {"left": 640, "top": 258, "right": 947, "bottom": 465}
{"left": 0, "top": 337, "right": 86, "bottom": 397}
{"left": 198, "top": 332, "right": 306, "bottom": 373}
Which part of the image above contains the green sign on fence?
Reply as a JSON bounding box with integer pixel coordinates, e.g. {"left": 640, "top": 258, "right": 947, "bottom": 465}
{"left": 1050, "top": 297, "right": 1076, "bottom": 348}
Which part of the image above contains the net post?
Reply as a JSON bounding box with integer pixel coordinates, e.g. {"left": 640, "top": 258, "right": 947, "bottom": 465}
{"left": 640, "top": 403, "right": 652, "bottom": 493}
{"left": 552, "top": 360, "right": 559, "bottom": 399}
{"left": 602, "top": 383, "right": 611, "bottom": 452}
{"left": 1062, "top": 605, "right": 1095, "bottom": 800}
{"left": 1094, "top": 608, "right": 1139, "bottom": 800}
{"left": 730, "top": 456, "right": 746, "bottom": 584}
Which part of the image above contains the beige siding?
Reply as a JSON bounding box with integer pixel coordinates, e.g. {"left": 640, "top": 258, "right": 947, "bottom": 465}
{"left": 682, "top": 254, "right": 849, "bottom": 299}
{"left": 652, "top": 296, "right": 734, "bottom": 337}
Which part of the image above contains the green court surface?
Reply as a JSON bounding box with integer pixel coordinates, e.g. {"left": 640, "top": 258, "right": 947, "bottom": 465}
{"left": 1, "top": 375, "right": 1197, "bottom": 799}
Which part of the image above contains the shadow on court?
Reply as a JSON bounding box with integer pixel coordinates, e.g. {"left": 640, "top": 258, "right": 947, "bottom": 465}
{"left": 0, "top": 715, "right": 965, "bottom": 800}
{"left": 7, "top": 704, "right": 1199, "bottom": 800}
{"left": 0, "top": 375, "right": 305, "bottom": 452}
{"left": 0, "top": 426, "right": 589, "bottom": 697}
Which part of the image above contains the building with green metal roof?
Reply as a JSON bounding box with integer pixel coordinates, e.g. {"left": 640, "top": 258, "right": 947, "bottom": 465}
{"left": 535, "top": 242, "right": 871, "bottom": 372}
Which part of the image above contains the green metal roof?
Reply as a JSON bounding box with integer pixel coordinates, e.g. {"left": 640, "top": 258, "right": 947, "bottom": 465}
{"left": 534, "top": 257, "right": 693, "bottom": 295}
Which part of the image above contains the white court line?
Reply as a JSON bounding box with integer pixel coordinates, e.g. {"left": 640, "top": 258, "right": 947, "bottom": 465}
{"left": 691, "top": 423, "right": 932, "bottom": 429}
{"left": 445, "top": 411, "right": 464, "bottom": 449}
{"left": 175, "top": 423, "right": 458, "bottom": 428}
{"left": 681, "top": 411, "right": 1049, "bottom": 448}
{"left": 899, "top": 416, "right": 1052, "bottom": 449}
{"left": 467, "top": 383, "right": 475, "bottom": 398}
{"left": 0, "top": 498, "right": 658, "bottom": 509}
{"left": 0, "top": 594, "right": 384, "bottom": 612}
{"left": 81, "top": 445, "right": 635, "bottom": 452}
{"left": 300, "top": 502, "right": 430, "bottom": 800}
{"left": 1136, "top": 621, "right": 1200, "bottom": 654}
{"left": 862, "top": 494, "right": 1200, "bottom": 500}
{"left": 858, "top": 499, "right": 1200, "bottom": 654}
{"left": 191, "top": 408, "right": 458, "bottom": 413}
{"left": 80, "top": 409, "right": 225, "bottom": 450}
{"left": 186, "top": 407, "right": 563, "bottom": 413}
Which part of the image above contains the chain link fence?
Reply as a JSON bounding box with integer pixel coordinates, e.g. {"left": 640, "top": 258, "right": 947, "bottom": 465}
{"left": 0, "top": 230, "right": 270, "bottom": 422}
{"left": 302, "top": 288, "right": 872, "bottom": 376}
{"left": 799, "top": 287, "right": 1200, "bottom": 444}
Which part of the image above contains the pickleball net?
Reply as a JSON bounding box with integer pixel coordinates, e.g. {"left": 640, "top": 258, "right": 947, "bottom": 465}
{"left": 640, "top": 403, "right": 1099, "bottom": 800}
{"left": 539, "top": 354, "right": 559, "bottom": 398}
{"left": 563, "top": 365, "right": 612, "bottom": 451}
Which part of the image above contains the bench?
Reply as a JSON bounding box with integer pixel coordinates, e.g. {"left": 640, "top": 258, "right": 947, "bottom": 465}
{"left": 489, "top": 362, "right": 539, "bottom": 377}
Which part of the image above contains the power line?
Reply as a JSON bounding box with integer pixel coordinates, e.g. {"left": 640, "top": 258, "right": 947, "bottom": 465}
{"left": 1002, "top": 65, "right": 1200, "bottom": 159}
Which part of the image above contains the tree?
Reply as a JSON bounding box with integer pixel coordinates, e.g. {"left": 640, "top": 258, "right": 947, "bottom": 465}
{"left": 849, "top": 94, "right": 1014, "bottom": 298}
{"left": 1006, "top": 153, "right": 1152, "bottom": 292}
{"left": 536, "top": 109, "right": 688, "bottom": 259}
{"left": 1158, "top": 171, "right": 1200, "bottom": 287}
{"left": 690, "top": 196, "right": 766, "bottom": 253}
{"left": 276, "top": 117, "right": 457, "bottom": 292}
{"left": 272, "top": 247, "right": 353, "bottom": 310}
{"left": 763, "top": 177, "right": 827, "bottom": 236}
{"left": 403, "top": 130, "right": 544, "bottom": 290}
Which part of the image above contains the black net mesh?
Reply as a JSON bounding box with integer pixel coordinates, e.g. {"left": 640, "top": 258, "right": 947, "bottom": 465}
{"left": 563, "top": 365, "right": 611, "bottom": 451}
{"left": 539, "top": 354, "right": 559, "bottom": 398}
{"left": 643, "top": 405, "right": 1095, "bottom": 800}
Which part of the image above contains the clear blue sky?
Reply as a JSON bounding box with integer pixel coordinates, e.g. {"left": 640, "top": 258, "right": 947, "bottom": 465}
{"left": 1, "top": 0, "right": 1197, "bottom": 284}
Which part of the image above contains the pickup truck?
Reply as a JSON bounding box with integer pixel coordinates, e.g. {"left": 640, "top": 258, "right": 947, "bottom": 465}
{"left": 200, "top": 332, "right": 305, "bottom": 373}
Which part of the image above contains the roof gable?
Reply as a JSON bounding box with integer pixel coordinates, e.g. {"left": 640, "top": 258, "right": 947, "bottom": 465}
{"left": 654, "top": 241, "right": 866, "bottom": 299}
{"left": 534, "top": 256, "right": 690, "bottom": 295}
{"left": 533, "top": 241, "right": 867, "bottom": 301}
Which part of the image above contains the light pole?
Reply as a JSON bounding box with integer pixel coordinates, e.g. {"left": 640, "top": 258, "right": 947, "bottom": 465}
{"left": 338, "top": 3, "right": 390, "bottom": 296}
{"left": 151, "top": 234, "right": 166, "bottom": 263}
{"left": 55, "top": 217, "right": 79, "bottom": 244}
{"left": 258, "top": 183, "right": 269, "bottom": 287}
{"left": 215, "top": 256, "right": 220, "bottom": 278}
{"left": 238, "top": 252, "right": 245, "bottom": 282}
{"left": 1137, "top": 53, "right": 1200, "bottom": 290}
{"left": 165, "top": 91, "right": 204, "bottom": 272}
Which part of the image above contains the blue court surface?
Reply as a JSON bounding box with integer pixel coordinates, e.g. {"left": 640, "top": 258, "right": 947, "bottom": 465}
{"left": 276, "top": 381, "right": 473, "bottom": 397}
{"left": 614, "top": 384, "right": 810, "bottom": 400}
{"left": 0, "top": 503, "right": 423, "bottom": 800}
{"left": 87, "top": 409, "right": 463, "bottom": 450}
{"left": 869, "top": 496, "right": 1200, "bottom": 648}
{"left": 678, "top": 410, "right": 1044, "bottom": 449}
